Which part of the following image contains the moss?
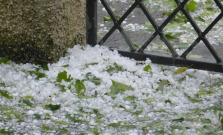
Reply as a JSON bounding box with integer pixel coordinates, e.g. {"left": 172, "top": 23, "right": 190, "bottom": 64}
{"left": 0, "top": 0, "right": 86, "bottom": 64}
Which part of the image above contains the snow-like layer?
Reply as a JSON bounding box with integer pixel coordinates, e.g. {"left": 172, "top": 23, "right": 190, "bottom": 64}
{"left": 0, "top": 45, "right": 222, "bottom": 134}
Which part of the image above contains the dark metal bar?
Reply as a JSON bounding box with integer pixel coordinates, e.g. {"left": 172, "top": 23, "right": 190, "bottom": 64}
{"left": 137, "top": 0, "right": 178, "bottom": 57}
{"left": 160, "top": 0, "right": 189, "bottom": 30}
{"left": 99, "top": 0, "right": 136, "bottom": 51}
{"left": 177, "top": 0, "right": 222, "bottom": 62}
{"left": 117, "top": 49, "right": 223, "bottom": 72}
{"left": 86, "top": 0, "right": 97, "bottom": 46}
{"left": 175, "top": 0, "right": 202, "bottom": 34}
{"left": 87, "top": 0, "right": 223, "bottom": 72}
{"left": 181, "top": 13, "right": 223, "bottom": 59}
{"left": 214, "top": 0, "right": 223, "bottom": 12}
{"left": 138, "top": 0, "right": 189, "bottom": 53}
{"left": 98, "top": 2, "right": 138, "bottom": 45}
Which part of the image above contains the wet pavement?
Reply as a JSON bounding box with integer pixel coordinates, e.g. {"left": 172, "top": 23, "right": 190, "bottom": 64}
{"left": 97, "top": 0, "right": 223, "bottom": 62}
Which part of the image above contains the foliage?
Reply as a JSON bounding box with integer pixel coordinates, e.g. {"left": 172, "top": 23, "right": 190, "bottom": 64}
{"left": 44, "top": 104, "right": 61, "bottom": 111}
{"left": 143, "top": 64, "right": 153, "bottom": 75}
{"left": 0, "top": 90, "right": 13, "bottom": 99}
{"left": 56, "top": 71, "right": 73, "bottom": 83}
{"left": 185, "top": 0, "right": 197, "bottom": 12}
{"left": 173, "top": 67, "right": 188, "bottom": 75}
{"left": 0, "top": 129, "right": 13, "bottom": 134}
{"left": 29, "top": 71, "right": 46, "bottom": 80}
{"left": 109, "top": 80, "right": 134, "bottom": 98}
{"left": 19, "top": 99, "right": 34, "bottom": 107}
{"left": 156, "top": 79, "right": 171, "bottom": 92}
{"left": 0, "top": 57, "right": 10, "bottom": 64}
{"left": 85, "top": 72, "right": 101, "bottom": 85}
{"left": 75, "top": 79, "right": 86, "bottom": 96}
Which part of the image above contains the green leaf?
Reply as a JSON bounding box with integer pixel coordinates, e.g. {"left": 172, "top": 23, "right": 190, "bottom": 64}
{"left": 85, "top": 62, "right": 98, "bottom": 68}
{"left": 22, "top": 95, "right": 34, "bottom": 99}
{"left": 77, "top": 95, "right": 94, "bottom": 99}
{"left": 153, "top": 109, "right": 166, "bottom": 113}
{"left": 66, "top": 114, "right": 88, "bottom": 123}
{"left": 90, "top": 127, "right": 99, "bottom": 135}
{"left": 34, "top": 114, "right": 41, "bottom": 119}
{"left": 133, "top": 43, "right": 140, "bottom": 49}
{"left": 106, "top": 66, "right": 115, "bottom": 72}
{"left": 0, "top": 129, "right": 13, "bottom": 134}
{"left": 201, "top": 118, "right": 212, "bottom": 123}
{"left": 184, "top": 93, "right": 202, "bottom": 103}
{"left": 29, "top": 71, "right": 46, "bottom": 80}
{"left": 0, "top": 106, "right": 22, "bottom": 120}
{"left": 170, "top": 125, "right": 184, "bottom": 130}
{"left": 173, "top": 67, "right": 188, "bottom": 75}
{"left": 0, "top": 57, "right": 10, "bottom": 64}
{"left": 143, "top": 64, "right": 153, "bottom": 75}
{"left": 178, "top": 76, "right": 186, "bottom": 83}
{"left": 165, "top": 33, "right": 178, "bottom": 40}
{"left": 107, "top": 122, "right": 121, "bottom": 128}
{"left": 94, "top": 90, "right": 98, "bottom": 97}
{"left": 75, "top": 79, "right": 86, "bottom": 96}
{"left": 92, "top": 109, "right": 104, "bottom": 119}
{"left": 137, "top": 117, "right": 149, "bottom": 122}
{"left": 0, "top": 90, "right": 13, "bottom": 99}
{"left": 204, "top": 106, "right": 223, "bottom": 114}
{"left": 124, "top": 96, "right": 136, "bottom": 102}
{"left": 41, "top": 64, "right": 49, "bottom": 71}
{"left": 147, "top": 120, "right": 164, "bottom": 129}
{"left": 56, "top": 71, "right": 72, "bottom": 82}
{"left": 103, "top": 16, "right": 112, "bottom": 21}
{"left": 45, "top": 104, "right": 61, "bottom": 111}
{"left": 133, "top": 110, "right": 143, "bottom": 115}
{"left": 185, "top": 0, "right": 197, "bottom": 12}
{"left": 172, "top": 117, "right": 185, "bottom": 122}
{"left": 195, "top": 16, "right": 205, "bottom": 22}
{"left": 56, "top": 128, "right": 70, "bottom": 135}
{"left": 118, "top": 105, "right": 126, "bottom": 110}
{"left": 44, "top": 113, "right": 51, "bottom": 119}
{"left": 195, "top": 89, "right": 215, "bottom": 97}
{"left": 52, "top": 120, "right": 72, "bottom": 125}
{"left": 145, "top": 99, "right": 153, "bottom": 104}
{"left": 113, "top": 62, "right": 123, "bottom": 71}
{"left": 57, "top": 71, "right": 67, "bottom": 82}
{"left": 41, "top": 126, "right": 51, "bottom": 130}
{"left": 57, "top": 84, "right": 67, "bottom": 92}
{"left": 110, "top": 80, "right": 134, "bottom": 96}
{"left": 156, "top": 80, "right": 171, "bottom": 91}
{"left": 162, "top": 11, "right": 172, "bottom": 16}
{"left": 19, "top": 99, "right": 33, "bottom": 107}
{"left": 186, "top": 73, "right": 195, "bottom": 78}
{"left": 121, "top": 124, "right": 136, "bottom": 130}
{"left": 188, "top": 54, "right": 203, "bottom": 59}
{"left": 115, "top": 15, "right": 121, "bottom": 20}
{"left": 0, "top": 82, "right": 5, "bottom": 87}
{"left": 86, "top": 72, "right": 101, "bottom": 85}
{"left": 165, "top": 99, "right": 172, "bottom": 104}
{"left": 62, "top": 64, "right": 69, "bottom": 68}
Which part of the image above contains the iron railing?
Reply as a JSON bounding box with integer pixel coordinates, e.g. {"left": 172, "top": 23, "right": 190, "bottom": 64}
{"left": 86, "top": 0, "right": 223, "bottom": 72}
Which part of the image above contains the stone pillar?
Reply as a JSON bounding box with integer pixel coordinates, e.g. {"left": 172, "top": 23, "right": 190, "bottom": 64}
{"left": 0, "top": 0, "right": 86, "bottom": 64}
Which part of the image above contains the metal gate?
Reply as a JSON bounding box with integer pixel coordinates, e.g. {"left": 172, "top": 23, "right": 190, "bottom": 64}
{"left": 87, "top": 0, "right": 223, "bottom": 72}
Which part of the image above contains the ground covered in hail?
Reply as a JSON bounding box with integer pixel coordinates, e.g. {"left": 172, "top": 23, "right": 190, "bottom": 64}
{"left": 0, "top": 45, "right": 223, "bottom": 135}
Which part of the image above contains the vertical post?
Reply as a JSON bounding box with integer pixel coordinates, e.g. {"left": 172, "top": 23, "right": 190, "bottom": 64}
{"left": 86, "top": 0, "right": 97, "bottom": 46}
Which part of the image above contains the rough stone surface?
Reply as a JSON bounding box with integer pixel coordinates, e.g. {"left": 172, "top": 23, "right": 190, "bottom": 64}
{"left": 0, "top": 0, "right": 86, "bottom": 64}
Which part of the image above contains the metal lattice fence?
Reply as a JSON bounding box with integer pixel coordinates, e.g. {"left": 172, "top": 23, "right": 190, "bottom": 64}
{"left": 87, "top": 0, "right": 223, "bottom": 72}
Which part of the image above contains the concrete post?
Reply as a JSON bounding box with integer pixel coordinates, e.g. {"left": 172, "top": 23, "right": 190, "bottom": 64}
{"left": 0, "top": 0, "right": 86, "bottom": 64}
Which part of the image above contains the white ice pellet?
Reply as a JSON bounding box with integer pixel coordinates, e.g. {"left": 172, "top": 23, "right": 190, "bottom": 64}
{"left": 27, "top": 110, "right": 35, "bottom": 115}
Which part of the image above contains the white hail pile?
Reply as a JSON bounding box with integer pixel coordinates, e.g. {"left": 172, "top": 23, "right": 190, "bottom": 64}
{"left": 0, "top": 45, "right": 222, "bottom": 135}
